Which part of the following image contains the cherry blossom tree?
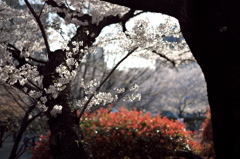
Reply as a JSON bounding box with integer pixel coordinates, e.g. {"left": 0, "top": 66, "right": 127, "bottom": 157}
{"left": 99, "top": 0, "right": 240, "bottom": 158}
{"left": 0, "top": 0, "right": 194, "bottom": 158}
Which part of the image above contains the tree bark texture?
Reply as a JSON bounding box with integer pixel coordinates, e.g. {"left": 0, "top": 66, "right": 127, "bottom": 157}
{"left": 101, "top": 0, "right": 240, "bottom": 158}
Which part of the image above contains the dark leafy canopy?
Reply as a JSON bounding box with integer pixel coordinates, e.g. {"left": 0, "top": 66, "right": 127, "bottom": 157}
{"left": 100, "top": 0, "right": 240, "bottom": 159}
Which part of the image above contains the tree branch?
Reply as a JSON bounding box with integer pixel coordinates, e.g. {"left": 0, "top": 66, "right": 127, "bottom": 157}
{"left": 38, "top": 2, "right": 46, "bottom": 17}
{"left": 15, "top": 113, "right": 43, "bottom": 159}
{"left": 100, "top": 0, "right": 185, "bottom": 19}
{"left": 3, "top": 86, "right": 27, "bottom": 112}
{"left": 7, "top": 44, "right": 27, "bottom": 67}
{"left": 24, "top": 0, "right": 51, "bottom": 55}
{"left": 79, "top": 47, "right": 138, "bottom": 119}
{"left": 152, "top": 50, "right": 176, "bottom": 66}
{"left": 68, "top": 9, "right": 141, "bottom": 65}
{"left": 9, "top": 104, "right": 38, "bottom": 159}
{"left": 45, "top": 0, "right": 92, "bottom": 22}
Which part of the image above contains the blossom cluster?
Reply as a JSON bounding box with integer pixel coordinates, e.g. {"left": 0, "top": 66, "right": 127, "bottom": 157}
{"left": 75, "top": 81, "right": 141, "bottom": 110}
{"left": 0, "top": 63, "right": 41, "bottom": 87}
{"left": 75, "top": 79, "right": 115, "bottom": 109}
{"left": 78, "top": 78, "right": 100, "bottom": 95}
{"left": 76, "top": 92, "right": 118, "bottom": 109}
{"left": 36, "top": 96, "right": 48, "bottom": 112}
{"left": 50, "top": 105, "right": 63, "bottom": 118}
{"left": 97, "top": 16, "right": 192, "bottom": 65}
{"left": 65, "top": 41, "right": 86, "bottom": 59}
{"left": 122, "top": 93, "right": 141, "bottom": 102}
{"left": 114, "top": 87, "right": 125, "bottom": 93}
{"left": 0, "top": 2, "right": 45, "bottom": 57}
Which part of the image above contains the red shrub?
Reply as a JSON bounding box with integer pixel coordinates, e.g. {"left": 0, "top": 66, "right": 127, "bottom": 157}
{"left": 31, "top": 106, "right": 202, "bottom": 159}
{"left": 81, "top": 106, "right": 199, "bottom": 159}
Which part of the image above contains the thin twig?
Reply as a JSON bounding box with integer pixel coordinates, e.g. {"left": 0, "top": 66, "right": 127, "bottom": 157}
{"left": 27, "top": 79, "right": 44, "bottom": 91}
{"left": 3, "top": 86, "right": 27, "bottom": 112}
{"left": 38, "top": 2, "right": 46, "bottom": 17}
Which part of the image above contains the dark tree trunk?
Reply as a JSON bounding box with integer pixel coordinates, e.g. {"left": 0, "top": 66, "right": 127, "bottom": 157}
{"left": 101, "top": 0, "right": 240, "bottom": 158}
{"left": 178, "top": 1, "right": 240, "bottom": 158}
{"left": 41, "top": 49, "right": 93, "bottom": 159}
{"left": 47, "top": 87, "right": 92, "bottom": 159}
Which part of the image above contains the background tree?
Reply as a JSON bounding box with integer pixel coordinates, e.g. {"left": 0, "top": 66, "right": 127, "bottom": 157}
{"left": 0, "top": 86, "right": 21, "bottom": 148}
{"left": 162, "top": 63, "right": 208, "bottom": 118}
{"left": 0, "top": 84, "right": 47, "bottom": 158}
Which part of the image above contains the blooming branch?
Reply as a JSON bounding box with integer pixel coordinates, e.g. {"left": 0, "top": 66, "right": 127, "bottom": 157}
{"left": 78, "top": 47, "right": 138, "bottom": 118}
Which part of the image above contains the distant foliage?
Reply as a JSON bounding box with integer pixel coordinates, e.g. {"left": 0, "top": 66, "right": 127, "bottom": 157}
{"left": 31, "top": 106, "right": 202, "bottom": 159}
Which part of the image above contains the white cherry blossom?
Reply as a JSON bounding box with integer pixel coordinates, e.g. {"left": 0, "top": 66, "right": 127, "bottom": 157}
{"left": 50, "top": 105, "right": 63, "bottom": 117}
